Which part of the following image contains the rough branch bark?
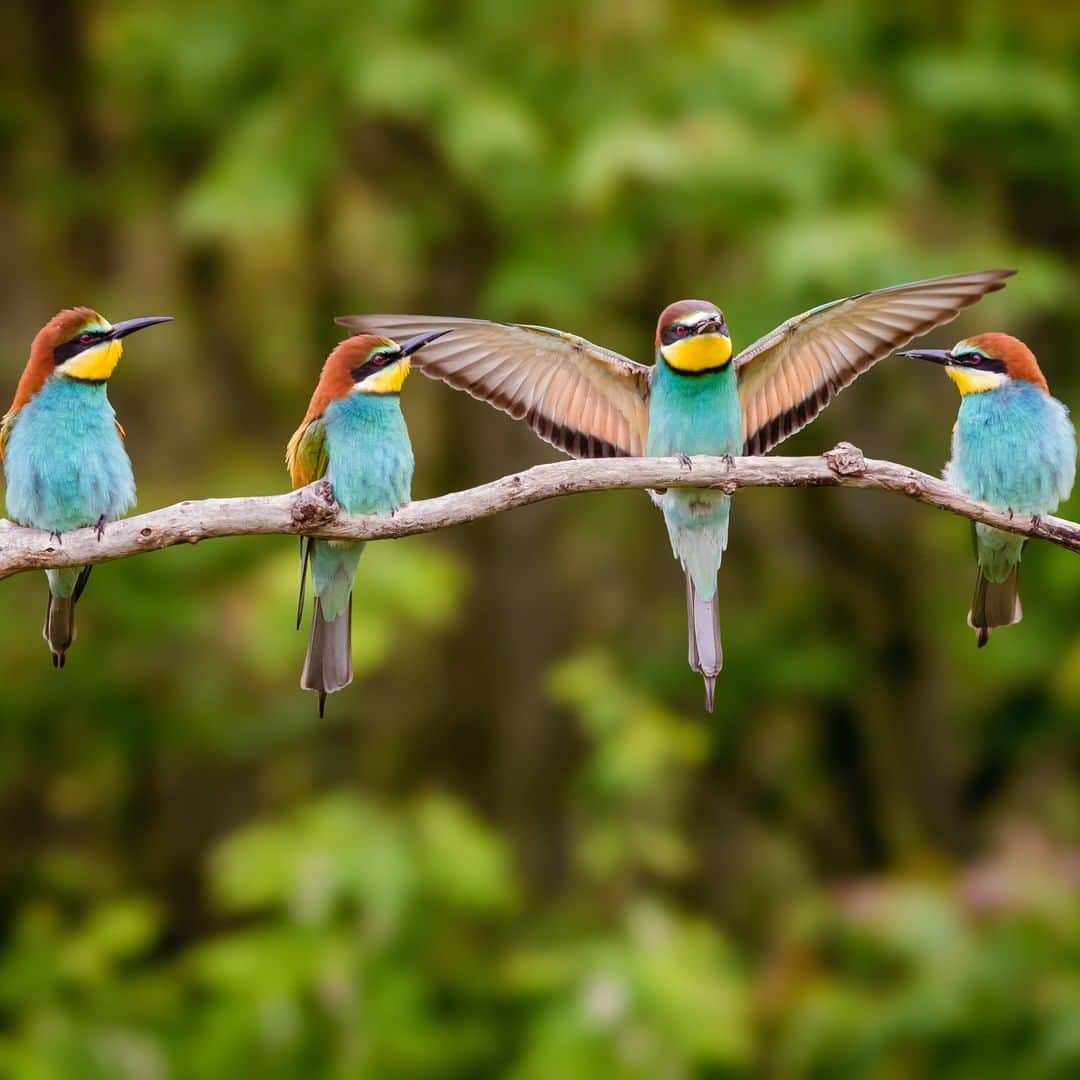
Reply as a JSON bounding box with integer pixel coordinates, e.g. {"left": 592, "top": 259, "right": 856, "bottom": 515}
{"left": 1, "top": 443, "right": 1078, "bottom": 578}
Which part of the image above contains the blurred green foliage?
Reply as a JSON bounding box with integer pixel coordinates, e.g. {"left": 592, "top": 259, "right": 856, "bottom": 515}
{"left": 1, "top": 1, "right": 1079, "bottom": 1075}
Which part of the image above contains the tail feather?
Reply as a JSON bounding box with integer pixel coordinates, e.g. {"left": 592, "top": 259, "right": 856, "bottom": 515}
{"left": 968, "top": 565, "right": 1022, "bottom": 648}
{"left": 296, "top": 537, "right": 312, "bottom": 630}
{"left": 301, "top": 595, "right": 353, "bottom": 714}
{"left": 685, "top": 573, "right": 722, "bottom": 712}
{"left": 71, "top": 565, "right": 93, "bottom": 605}
{"left": 44, "top": 594, "right": 75, "bottom": 668}
{"left": 43, "top": 566, "right": 92, "bottom": 668}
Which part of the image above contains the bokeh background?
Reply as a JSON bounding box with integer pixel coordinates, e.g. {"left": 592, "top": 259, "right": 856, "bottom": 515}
{"left": 2, "top": 2, "right": 1079, "bottom": 1076}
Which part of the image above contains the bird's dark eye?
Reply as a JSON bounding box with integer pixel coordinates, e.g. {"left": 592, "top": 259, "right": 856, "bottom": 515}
{"left": 79, "top": 332, "right": 94, "bottom": 345}
{"left": 675, "top": 325, "right": 689, "bottom": 338}
{"left": 373, "top": 354, "right": 388, "bottom": 367}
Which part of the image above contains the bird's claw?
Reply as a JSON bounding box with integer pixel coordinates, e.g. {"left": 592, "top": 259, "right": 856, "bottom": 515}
{"left": 1031, "top": 513, "right": 1043, "bottom": 529}
{"left": 94, "top": 515, "right": 107, "bottom": 541}
{"left": 678, "top": 454, "right": 693, "bottom": 470}
{"left": 721, "top": 453, "right": 735, "bottom": 468}
{"left": 49, "top": 530, "right": 63, "bottom": 546}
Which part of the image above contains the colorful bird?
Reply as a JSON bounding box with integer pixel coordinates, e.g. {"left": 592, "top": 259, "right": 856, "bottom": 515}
{"left": 899, "top": 333, "right": 1075, "bottom": 645}
{"left": 339, "top": 270, "right": 1011, "bottom": 710}
{"left": 287, "top": 329, "right": 447, "bottom": 715}
{"left": 1, "top": 307, "right": 173, "bottom": 666}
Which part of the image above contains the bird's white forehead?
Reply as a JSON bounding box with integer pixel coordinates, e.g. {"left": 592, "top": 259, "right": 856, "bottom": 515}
{"left": 77, "top": 317, "right": 113, "bottom": 335}
{"left": 951, "top": 338, "right": 982, "bottom": 356}
{"left": 675, "top": 309, "right": 723, "bottom": 327}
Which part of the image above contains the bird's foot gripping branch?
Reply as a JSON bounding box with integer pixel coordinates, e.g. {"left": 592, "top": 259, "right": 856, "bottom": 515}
{"left": 1, "top": 445, "right": 1079, "bottom": 579}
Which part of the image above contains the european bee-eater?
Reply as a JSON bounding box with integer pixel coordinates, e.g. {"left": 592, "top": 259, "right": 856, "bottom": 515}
{"left": 339, "top": 269, "right": 1011, "bottom": 710}
{"left": 899, "top": 333, "right": 1075, "bottom": 646}
{"left": 1, "top": 308, "right": 172, "bottom": 666}
{"left": 286, "top": 329, "right": 447, "bottom": 715}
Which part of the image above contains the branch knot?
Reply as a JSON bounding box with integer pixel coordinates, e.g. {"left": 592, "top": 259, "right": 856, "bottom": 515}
{"left": 291, "top": 479, "right": 338, "bottom": 528}
{"left": 824, "top": 442, "right": 866, "bottom": 477}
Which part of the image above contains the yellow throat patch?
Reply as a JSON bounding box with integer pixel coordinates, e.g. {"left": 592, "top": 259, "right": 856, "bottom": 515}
{"left": 946, "top": 366, "right": 1007, "bottom": 395}
{"left": 661, "top": 332, "right": 733, "bottom": 372}
{"left": 361, "top": 356, "right": 411, "bottom": 395}
{"left": 61, "top": 338, "right": 123, "bottom": 382}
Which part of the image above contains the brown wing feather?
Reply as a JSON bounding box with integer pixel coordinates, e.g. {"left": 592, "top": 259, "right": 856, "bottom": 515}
{"left": 335, "top": 314, "right": 652, "bottom": 458}
{"left": 286, "top": 416, "right": 328, "bottom": 490}
{"left": 736, "top": 269, "right": 1014, "bottom": 456}
{"left": 0, "top": 411, "right": 14, "bottom": 462}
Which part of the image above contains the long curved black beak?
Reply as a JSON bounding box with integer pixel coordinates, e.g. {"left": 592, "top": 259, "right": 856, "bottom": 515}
{"left": 898, "top": 347, "right": 953, "bottom": 366}
{"left": 108, "top": 315, "right": 174, "bottom": 340}
{"left": 399, "top": 329, "right": 450, "bottom": 357}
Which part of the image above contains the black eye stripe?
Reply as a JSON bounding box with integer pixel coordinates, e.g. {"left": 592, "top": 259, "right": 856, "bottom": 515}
{"left": 660, "top": 317, "right": 727, "bottom": 347}
{"left": 53, "top": 328, "right": 108, "bottom": 365}
{"left": 952, "top": 351, "right": 1007, "bottom": 374}
{"left": 350, "top": 351, "right": 400, "bottom": 382}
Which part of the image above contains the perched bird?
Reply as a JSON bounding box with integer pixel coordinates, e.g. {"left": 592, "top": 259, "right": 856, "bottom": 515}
{"left": 1, "top": 308, "right": 172, "bottom": 666}
{"left": 899, "top": 334, "right": 1075, "bottom": 646}
{"left": 339, "top": 270, "right": 1011, "bottom": 710}
{"left": 287, "top": 329, "right": 447, "bottom": 715}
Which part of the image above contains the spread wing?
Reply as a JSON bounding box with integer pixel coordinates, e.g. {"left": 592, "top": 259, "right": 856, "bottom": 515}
{"left": 335, "top": 314, "right": 652, "bottom": 458}
{"left": 286, "top": 416, "right": 328, "bottom": 489}
{"left": 736, "top": 269, "right": 1014, "bottom": 456}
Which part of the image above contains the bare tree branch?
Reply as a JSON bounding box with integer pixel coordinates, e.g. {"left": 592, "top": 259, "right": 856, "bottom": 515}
{"left": 1, "top": 443, "right": 1077, "bottom": 579}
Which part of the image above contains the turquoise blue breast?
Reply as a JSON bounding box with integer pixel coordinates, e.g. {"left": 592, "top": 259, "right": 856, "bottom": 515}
{"left": 4, "top": 378, "right": 135, "bottom": 532}
{"left": 323, "top": 392, "right": 414, "bottom": 514}
{"left": 945, "top": 383, "right": 1075, "bottom": 514}
{"left": 646, "top": 359, "right": 743, "bottom": 458}
{"left": 310, "top": 392, "right": 414, "bottom": 620}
